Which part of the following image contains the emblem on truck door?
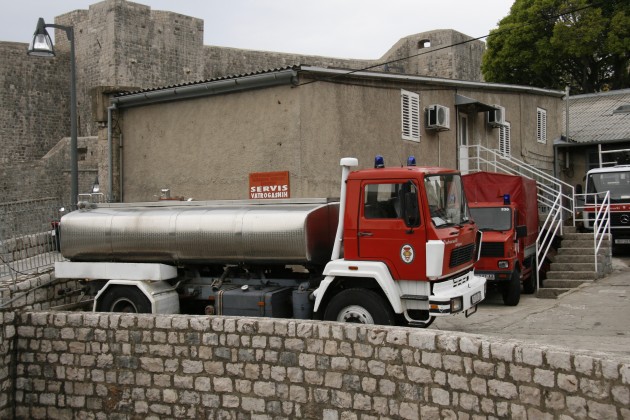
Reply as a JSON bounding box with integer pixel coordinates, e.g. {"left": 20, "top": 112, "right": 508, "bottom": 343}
{"left": 401, "top": 244, "right": 415, "bottom": 264}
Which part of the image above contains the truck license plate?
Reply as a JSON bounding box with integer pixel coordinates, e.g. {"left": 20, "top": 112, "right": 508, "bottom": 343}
{"left": 615, "top": 239, "right": 630, "bottom": 244}
{"left": 479, "top": 273, "right": 495, "bottom": 280}
{"left": 471, "top": 291, "right": 482, "bottom": 305}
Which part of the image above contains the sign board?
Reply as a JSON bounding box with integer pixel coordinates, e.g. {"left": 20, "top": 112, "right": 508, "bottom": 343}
{"left": 249, "top": 171, "right": 290, "bottom": 199}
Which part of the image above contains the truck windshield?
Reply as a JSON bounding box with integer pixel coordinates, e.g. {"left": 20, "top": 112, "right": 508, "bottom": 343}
{"left": 586, "top": 171, "right": 630, "bottom": 203}
{"left": 469, "top": 207, "right": 512, "bottom": 231}
{"left": 424, "top": 174, "right": 470, "bottom": 227}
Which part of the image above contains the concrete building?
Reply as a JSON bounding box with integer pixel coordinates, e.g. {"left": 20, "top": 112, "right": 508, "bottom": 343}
{"left": 104, "top": 65, "right": 564, "bottom": 202}
{"left": 556, "top": 89, "right": 630, "bottom": 190}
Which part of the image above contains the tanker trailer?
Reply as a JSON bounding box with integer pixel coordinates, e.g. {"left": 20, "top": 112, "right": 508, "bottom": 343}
{"left": 57, "top": 199, "right": 338, "bottom": 316}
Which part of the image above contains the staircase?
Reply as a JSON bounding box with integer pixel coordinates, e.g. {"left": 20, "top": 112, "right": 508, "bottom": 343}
{"left": 537, "top": 226, "right": 613, "bottom": 299}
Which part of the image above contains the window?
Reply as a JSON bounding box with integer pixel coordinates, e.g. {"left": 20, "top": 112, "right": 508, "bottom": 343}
{"left": 499, "top": 122, "right": 511, "bottom": 157}
{"left": 401, "top": 90, "right": 420, "bottom": 142}
{"left": 424, "top": 174, "right": 470, "bottom": 227}
{"left": 537, "top": 108, "right": 547, "bottom": 144}
{"left": 364, "top": 183, "right": 403, "bottom": 219}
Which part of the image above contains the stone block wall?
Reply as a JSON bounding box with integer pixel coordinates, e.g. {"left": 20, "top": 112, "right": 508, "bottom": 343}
{"left": 0, "top": 311, "right": 16, "bottom": 419}
{"left": 6, "top": 313, "right": 629, "bottom": 419}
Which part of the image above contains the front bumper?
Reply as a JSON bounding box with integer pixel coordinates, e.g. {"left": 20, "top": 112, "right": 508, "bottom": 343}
{"left": 474, "top": 270, "right": 514, "bottom": 283}
{"left": 429, "top": 271, "right": 486, "bottom": 316}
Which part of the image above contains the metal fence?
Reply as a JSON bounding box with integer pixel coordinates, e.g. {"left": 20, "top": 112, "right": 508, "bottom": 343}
{"left": 0, "top": 198, "right": 68, "bottom": 281}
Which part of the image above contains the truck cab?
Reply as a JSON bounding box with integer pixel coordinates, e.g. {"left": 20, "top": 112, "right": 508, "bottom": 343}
{"left": 314, "top": 158, "right": 485, "bottom": 326}
{"left": 584, "top": 165, "right": 630, "bottom": 252}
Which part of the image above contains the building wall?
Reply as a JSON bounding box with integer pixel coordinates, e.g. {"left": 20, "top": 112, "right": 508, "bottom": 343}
{"left": 0, "top": 42, "right": 70, "bottom": 164}
{"left": 116, "top": 72, "right": 562, "bottom": 202}
{"left": 2, "top": 311, "right": 628, "bottom": 419}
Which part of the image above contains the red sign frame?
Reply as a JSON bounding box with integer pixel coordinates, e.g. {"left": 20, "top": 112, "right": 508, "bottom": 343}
{"left": 249, "top": 171, "right": 290, "bottom": 199}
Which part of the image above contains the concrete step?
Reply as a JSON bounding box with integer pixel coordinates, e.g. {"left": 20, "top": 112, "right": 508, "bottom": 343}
{"left": 545, "top": 271, "right": 599, "bottom": 280}
{"left": 536, "top": 288, "right": 570, "bottom": 299}
{"left": 557, "top": 247, "right": 609, "bottom": 256}
{"left": 562, "top": 226, "right": 577, "bottom": 234}
{"left": 561, "top": 239, "right": 611, "bottom": 249}
{"left": 550, "top": 262, "right": 597, "bottom": 272}
{"left": 543, "top": 279, "right": 594, "bottom": 288}
{"left": 552, "top": 254, "right": 608, "bottom": 264}
{"left": 561, "top": 233, "right": 610, "bottom": 241}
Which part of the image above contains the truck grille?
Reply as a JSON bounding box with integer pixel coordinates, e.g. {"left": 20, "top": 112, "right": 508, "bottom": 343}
{"left": 449, "top": 243, "right": 475, "bottom": 267}
{"left": 480, "top": 242, "right": 504, "bottom": 257}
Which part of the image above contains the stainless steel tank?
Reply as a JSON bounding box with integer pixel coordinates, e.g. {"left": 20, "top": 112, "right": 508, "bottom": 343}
{"left": 60, "top": 199, "right": 339, "bottom": 266}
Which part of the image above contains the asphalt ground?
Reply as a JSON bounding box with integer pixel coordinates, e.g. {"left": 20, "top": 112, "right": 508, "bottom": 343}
{"left": 430, "top": 255, "right": 630, "bottom": 359}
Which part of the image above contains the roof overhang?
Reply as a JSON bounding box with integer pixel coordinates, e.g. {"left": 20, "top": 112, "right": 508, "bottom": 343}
{"left": 554, "top": 136, "right": 630, "bottom": 149}
{"left": 455, "top": 94, "right": 499, "bottom": 113}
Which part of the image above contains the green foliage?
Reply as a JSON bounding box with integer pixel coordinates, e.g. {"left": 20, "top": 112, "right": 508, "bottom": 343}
{"left": 482, "top": 0, "right": 630, "bottom": 93}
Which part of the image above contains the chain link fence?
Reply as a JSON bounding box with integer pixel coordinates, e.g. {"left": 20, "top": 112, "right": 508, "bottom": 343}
{"left": 0, "top": 198, "right": 68, "bottom": 282}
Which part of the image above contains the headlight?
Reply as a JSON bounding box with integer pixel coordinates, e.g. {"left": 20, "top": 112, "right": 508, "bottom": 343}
{"left": 450, "top": 297, "right": 463, "bottom": 313}
{"left": 498, "top": 260, "right": 509, "bottom": 269}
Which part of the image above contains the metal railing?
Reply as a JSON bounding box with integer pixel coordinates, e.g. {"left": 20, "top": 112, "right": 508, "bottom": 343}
{"left": 574, "top": 192, "right": 611, "bottom": 274}
{"left": 536, "top": 194, "right": 563, "bottom": 290}
{"left": 0, "top": 198, "right": 67, "bottom": 282}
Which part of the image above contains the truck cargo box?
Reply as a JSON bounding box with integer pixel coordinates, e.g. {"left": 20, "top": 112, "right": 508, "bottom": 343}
{"left": 463, "top": 171, "right": 538, "bottom": 243}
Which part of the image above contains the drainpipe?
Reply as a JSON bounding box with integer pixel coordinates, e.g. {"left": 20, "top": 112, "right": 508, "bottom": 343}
{"left": 119, "top": 133, "right": 124, "bottom": 202}
{"left": 107, "top": 103, "right": 116, "bottom": 202}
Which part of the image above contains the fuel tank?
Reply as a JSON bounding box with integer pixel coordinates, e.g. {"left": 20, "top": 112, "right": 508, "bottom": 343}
{"left": 60, "top": 199, "right": 339, "bottom": 266}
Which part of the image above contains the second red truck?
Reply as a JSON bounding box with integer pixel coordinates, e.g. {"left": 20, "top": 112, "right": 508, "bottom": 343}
{"left": 463, "top": 172, "right": 539, "bottom": 306}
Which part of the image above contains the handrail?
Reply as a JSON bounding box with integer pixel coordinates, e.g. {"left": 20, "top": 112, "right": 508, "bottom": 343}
{"left": 536, "top": 194, "right": 563, "bottom": 290}
{"left": 574, "top": 192, "right": 611, "bottom": 273}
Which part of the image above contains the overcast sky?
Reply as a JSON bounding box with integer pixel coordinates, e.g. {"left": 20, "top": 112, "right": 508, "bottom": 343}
{"left": 1, "top": 0, "right": 514, "bottom": 59}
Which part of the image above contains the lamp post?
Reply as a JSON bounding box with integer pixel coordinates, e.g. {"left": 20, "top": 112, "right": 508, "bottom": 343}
{"left": 28, "top": 17, "right": 78, "bottom": 206}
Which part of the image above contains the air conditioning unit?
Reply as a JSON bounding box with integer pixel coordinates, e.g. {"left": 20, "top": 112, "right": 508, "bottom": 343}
{"left": 426, "top": 105, "right": 450, "bottom": 130}
{"left": 487, "top": 105, "right": 505, "bottom": 127}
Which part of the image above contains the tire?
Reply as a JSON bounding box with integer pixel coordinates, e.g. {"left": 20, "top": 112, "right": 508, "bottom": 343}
{"left": 522, "top": 261, "right": 537, "bottom": 295}
{"left": 96, "top": 286, "right": 152, "bottom": 313}
{"left": 323, "top": 288, "right": 396, "bottom": 326}
{"left": 501, "top": 269, "right": 521, "bottom": 306}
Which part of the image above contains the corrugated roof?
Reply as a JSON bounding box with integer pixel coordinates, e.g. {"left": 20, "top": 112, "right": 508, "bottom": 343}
{"left": 114, "top": 64, "right": 565, "bottom": 99}
{"left": 114, "top": 66, "right": 300, "bottom": 97}
{"left": 566, "top": 89, "right": 630, "bottom": 143}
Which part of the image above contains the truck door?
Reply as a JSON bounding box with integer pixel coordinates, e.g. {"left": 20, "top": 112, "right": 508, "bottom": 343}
{"left": 358, "top": 181, "right": 426, "bottom": 280}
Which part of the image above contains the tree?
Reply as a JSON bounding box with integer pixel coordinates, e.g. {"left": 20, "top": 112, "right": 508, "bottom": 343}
{"left": 482, "top": 0, "right": 630, "bottom": 93}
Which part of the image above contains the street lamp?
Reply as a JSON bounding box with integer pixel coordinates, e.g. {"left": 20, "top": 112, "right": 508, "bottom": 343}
{"left": 28, "top": 17, "right": 78, "bottom": 207}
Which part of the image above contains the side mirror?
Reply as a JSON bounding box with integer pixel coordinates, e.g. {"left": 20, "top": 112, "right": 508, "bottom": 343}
{"left": 516, "top": 225, "right": 527, "bottom": 239}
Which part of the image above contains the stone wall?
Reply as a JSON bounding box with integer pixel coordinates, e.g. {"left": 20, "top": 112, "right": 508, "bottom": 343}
{"left": 0, "top": 273, "right": 83, "bottom": 419}
{"left": 4, "top": 312, "right": 628, "bottom": 419}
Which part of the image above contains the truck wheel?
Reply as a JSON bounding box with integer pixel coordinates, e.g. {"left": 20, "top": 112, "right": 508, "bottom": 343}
{"left": 96, "top": 286, "right": 152, "bottom": 313}
{"left": 323, "top": 288, "right": 396, "bottom": 326}
{"left": 501, "top": 269, "right": 521, "bottom": 306}
{"left": 523, "top": 263, "right": 537, "bottom": 294}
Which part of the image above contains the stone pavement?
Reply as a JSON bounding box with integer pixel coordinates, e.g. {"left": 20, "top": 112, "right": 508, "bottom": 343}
{"left": 431, "top": 256, "right": 630, "bottom": 358}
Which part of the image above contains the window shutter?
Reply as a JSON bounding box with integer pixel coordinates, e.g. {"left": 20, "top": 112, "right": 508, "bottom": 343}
{"left": 499, "top": 122, "right": 511, "bottom": 157}
{"left": 401, "top": 90, "right": 420, "bottom": 142}
{"left": 537, "top": 108, "right": 547, "bottom": 144}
